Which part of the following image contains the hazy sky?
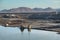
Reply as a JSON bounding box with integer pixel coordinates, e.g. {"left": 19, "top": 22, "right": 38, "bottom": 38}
{"left": 0, "top": 0, "right": 60, "bottom": 10}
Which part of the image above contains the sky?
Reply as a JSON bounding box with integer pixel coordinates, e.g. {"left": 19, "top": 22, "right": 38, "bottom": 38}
{"left": 0, "top": 0, "right": 60, "bottom": 10}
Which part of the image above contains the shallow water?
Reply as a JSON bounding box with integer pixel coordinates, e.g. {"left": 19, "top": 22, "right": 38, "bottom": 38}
{"left": 0, "top": 26, "right": 60, "bottom": 40}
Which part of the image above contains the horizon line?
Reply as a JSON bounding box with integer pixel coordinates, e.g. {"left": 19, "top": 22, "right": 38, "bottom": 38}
{"left": 0, "top": 7, "right": 60, "bottom": 11}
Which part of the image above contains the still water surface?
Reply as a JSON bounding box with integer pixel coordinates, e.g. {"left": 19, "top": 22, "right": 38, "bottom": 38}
{"left": 0, "top": 26, "right": 60, "bottom": 40}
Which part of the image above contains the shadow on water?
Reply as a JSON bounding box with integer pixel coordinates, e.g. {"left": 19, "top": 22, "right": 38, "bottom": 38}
{"left": 57, "top": 32, "right": 60, "bottom": 35}
{"left": 28, "top": 28, "right": 31, "bottom": 32}
{"left": 18, "top": 25, "right": 31, "bottom": 40}
{"left": 20, "top": 28, "right": 24, "bottom": 32}
{"left": 19, "top": 27, "right": 31, "bottom": 32}
{"left": 18, "top": 25, "right": 31, "bottom": 32}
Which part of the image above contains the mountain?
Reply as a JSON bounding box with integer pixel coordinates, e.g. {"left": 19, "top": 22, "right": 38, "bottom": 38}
{"left": 33, "top": 8, "right": 43, "bottom": 11}
{"left": 0, "top": 7, "right": 59, "bottom": 13}
{"left": 44, "top": 7, "right": 53, "bottom": 10}
{"left": 0, "top": 7, "right": 33, "bottom": 13}
{"left": 56, "top": 9, "right": 60, "bottom": 12}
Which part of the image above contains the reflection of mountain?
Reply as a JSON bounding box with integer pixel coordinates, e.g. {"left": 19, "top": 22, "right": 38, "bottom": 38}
{"left": 0, "top": 7, "right": 60, "bottom": 13}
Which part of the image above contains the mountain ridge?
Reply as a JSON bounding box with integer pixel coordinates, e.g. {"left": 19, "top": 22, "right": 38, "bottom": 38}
{"left": 0, "top": 7, "right": 60, "bottom": 13}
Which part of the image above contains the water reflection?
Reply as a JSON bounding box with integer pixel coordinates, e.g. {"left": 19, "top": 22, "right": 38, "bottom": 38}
{"left": 57, "top": 32, "right": 60, "bottom": 34}
{"left": 19, "top": 27, "right": 31, "bottom": 32}
{"left": 18, "top": 25, "right": 31, "bottom": 32}
{"left": 28, "top": 28, "right": 31, "bottom": 32}
{"left": 0, "top": 26, "right": 60, "bottom": 40}
{"left": 20, "top": 28, "right": 24, "bottom": 32}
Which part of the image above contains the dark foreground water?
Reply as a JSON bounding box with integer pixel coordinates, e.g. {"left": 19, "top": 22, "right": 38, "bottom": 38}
{"left": 0, "top": 26, "right": 60, "bottom": 40}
